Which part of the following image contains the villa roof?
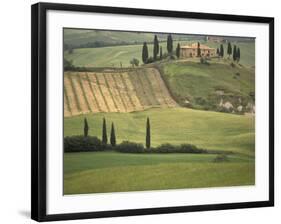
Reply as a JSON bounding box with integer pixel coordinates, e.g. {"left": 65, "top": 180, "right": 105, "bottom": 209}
{"left": 180, "top": 43, "right": 215, "bottom": 50}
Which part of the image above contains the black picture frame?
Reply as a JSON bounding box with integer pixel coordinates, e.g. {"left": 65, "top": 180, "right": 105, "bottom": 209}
{"left": 31, "top": 2, "right": 274, "bottom": 222}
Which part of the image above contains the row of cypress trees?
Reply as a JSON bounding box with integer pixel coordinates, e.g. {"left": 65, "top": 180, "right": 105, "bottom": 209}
{"left": 217, "top": 42, "right": 241, "bottom": 62}
{"left": 83, "top": 117, "right": 151, "bottom": 148}
{"left": 142, "top": 34, "right": 179, "bottom": 64}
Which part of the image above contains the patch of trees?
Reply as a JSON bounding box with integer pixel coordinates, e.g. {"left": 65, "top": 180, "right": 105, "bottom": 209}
{"left": 142, "top": 34, "right": 180, "bottom": 65}
{"left": 217, "top": 42, "right": 241, "bottom": 62}
{"left": 64, "top": 58, "right": 75, "bottom": 70}
{"left": 130, "top": 58, "right": 139, "bottom": 67}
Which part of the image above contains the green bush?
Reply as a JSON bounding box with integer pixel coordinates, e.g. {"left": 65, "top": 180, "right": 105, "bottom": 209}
{"left": 154, "top": 143, "right": 207, "bottom": 153}
{"left": 64, "top": 136, "right": 104, "bottom": 152}
{"left": 115, "top": 141, "right": 145, "bottom": 153}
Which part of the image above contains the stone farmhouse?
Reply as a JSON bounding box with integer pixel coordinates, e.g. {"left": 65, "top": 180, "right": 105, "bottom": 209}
{"left": 180, "top": 43, "right": 216, "bottom": 58}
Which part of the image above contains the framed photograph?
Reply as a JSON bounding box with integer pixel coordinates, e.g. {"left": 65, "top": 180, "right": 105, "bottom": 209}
{"left": 31, "top": 2, "right": 274, "bottom": 222}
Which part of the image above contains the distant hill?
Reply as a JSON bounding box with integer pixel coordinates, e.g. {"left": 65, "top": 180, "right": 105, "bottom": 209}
{"left": 64, "top": 28, "right": 204, "bottom": 48}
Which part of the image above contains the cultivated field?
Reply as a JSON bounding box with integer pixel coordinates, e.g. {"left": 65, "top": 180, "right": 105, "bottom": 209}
{"left": 64, "top": 107, "right": 255, "bottom": 156}
{"left": 64, "top": 68, "right": 177, "bottom": 116}
{"left": 64, "top": 151, "right": 255, "bottom": 194}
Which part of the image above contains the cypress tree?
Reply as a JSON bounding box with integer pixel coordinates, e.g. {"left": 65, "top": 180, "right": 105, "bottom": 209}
{"left": 83, "top": 118, "right": 89, "bottom": 137}
{"left": 110, "top": 122, "right": 116, "bottom": 147}
{"left": 227, "top": 42, "right": 232, "bottom": 57}
{"left": 197, "top": 42, "right": 201, "bottom": 57}
{"left": 146, "top": 117, "right": 151, "bottom": 149}
{"left": 233, "top": 45, "right": 237, "bottom": 61}
{"left": 176, "top": 43, "right": 180, "bottom": 58}
{"left": 216, "top": 47, "right": 220, "bottom": 55}
{"left": 220, "top": 44, "right": 224, "bottom": 58}
{"left": 167, "top": 34, "right": 173, "bottom": 55}
{"left": 153, "top": 35, "right": 159, "bottom": 60}
{"left": 160, "top": 46, "right": 163, "bottom": 60}
{"left": 102, "top": 117, "right": 107, "bottom": 144}
{"left": 237, "top": 47, "right": 241, "bottom": 62}
{"left": 142, "top": 42, "right": 149, "bottom": 64}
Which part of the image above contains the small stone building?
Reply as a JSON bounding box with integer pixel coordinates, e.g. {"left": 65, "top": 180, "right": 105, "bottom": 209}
{"left": 180, "top": 43, "right": 216, "bottom": 58}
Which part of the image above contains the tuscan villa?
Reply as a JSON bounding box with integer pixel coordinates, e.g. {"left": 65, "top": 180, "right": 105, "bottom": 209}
{"left": 180, "top": 43, "right": 216, "bottom": 58}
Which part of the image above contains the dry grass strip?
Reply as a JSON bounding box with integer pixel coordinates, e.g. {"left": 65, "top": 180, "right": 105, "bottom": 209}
{"left": 64, "top": 84, "right": 72, "bottom": 116}
{"left": 80, "top": 73, "right": 100, "bottom": 113}
{"left": 103, "top": 73, "right": 120, "bottom": 112}
{"left": 104, "top": 73, "right": 127, "bottom": 112}
{"left": 87, "top": 73, "right": 109, "bottom": 112}
{"left": 71, "top": 74, "right": 90, "bottom": 114}
{"left": 95, "top": 73, "right": 118, "bottom": 112}
{"left": 121, "top": 72, "right": 144, "bottom": 110}
{"left": 64, "top": 73, "right": 80, "bottom": 115}
{"left": 114, "top": 73, "right": 135, "bottom": 112}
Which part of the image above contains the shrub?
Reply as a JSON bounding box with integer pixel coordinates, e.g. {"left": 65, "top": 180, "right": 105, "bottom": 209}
{"left": 154, "top": 143, "right": 207, "bottom": 153}
{"left": 146, "top": 57, "right": 154, "bottom": 64}
{"left": 179, "top": 144, "right": 207, "bottom": 153}
{"left": 213, "top": 154, "right": 229, "bottom": 163}
{"left": 155, "top": 143, "right": 177, "bottom": 153}
{"left": 64, "top": 136, "right": 104, "bottom": 152}
{"left": 115, "top": 141, "right": 145, "bottom": 153}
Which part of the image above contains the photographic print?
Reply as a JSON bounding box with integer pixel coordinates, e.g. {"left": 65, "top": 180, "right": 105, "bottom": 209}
{"left": 63, "top": 29, "right": 255, "bottom": 195}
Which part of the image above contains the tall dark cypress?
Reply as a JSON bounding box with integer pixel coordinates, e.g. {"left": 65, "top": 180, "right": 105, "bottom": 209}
{"left": 197, "top": 42, "right": 201, "bottom": 57}
{"left": 220, "top": 44, "right": 224, "bottom": 58}
{"left": 167, "top": 34, "right": 173, "bottom": 55}
{"left": 102, "top": 117, "right": 107, "bottom": 144}
{"left": 84, "top": 118, "right": 89, "bottom": 137}
{"left": 176, "top": 43, "right": 180, "bottom": 58}
{"left": 233, "top": 45, "right": 237, "bottom": 61}
{"left": 227, "top": 42, "right": 232, "bottom": 57}
{"left": 153, "top": 35, "right": 159, "bottom": 60}
{"left": 142, "top": 42, "right": 149, "bottom": 64}
{"left": 146, "top": 117, "right": 151, "bottom": 149}
{"left": 237, "top": 47, "right": 241, "bottom": 62}
{"left": 160, "top": 46, "right": 163, "bottom": 60}
{"left": 110, "top": 122, "right": 116, "bottom": 147}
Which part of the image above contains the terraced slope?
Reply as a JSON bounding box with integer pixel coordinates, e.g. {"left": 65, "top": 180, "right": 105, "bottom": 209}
{"left": 64, "top": 68, "right": 177, "bottom": 116}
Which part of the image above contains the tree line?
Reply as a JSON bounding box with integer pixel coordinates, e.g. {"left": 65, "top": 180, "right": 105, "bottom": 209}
{"left": 65, "top": 116, "right": 209, "bottom": 154}
{"left": 141, "top": 34, "right": 181, "bottom": 65}
{"left": 83, "top": 117, "right": 151, "bottom": 149}
{"left": 217, "top": 42, "right": 241, "bottom": 62}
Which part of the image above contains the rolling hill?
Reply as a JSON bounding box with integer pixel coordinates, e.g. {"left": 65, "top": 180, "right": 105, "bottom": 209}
{"left": 64, "top": 40, "right": 255, "bottom": 67}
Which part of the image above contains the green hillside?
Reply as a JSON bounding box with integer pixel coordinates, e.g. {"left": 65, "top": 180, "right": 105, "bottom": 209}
{"left": 160, "top": 60, "right": 255, "bottom": 112}
{"left": 64, "top": 40, "right": 255, "bottom": 68}
{"left": 64, "top": 107, "right": 255, "bottom": 156}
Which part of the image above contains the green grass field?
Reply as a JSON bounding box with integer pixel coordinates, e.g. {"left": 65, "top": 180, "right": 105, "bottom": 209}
{"left": 64, "top": 151, "right": 255, "bottom": 194}
{"left": 64, "top": 107, "right": 255, "bottom": 156}
{"left": 64, "top": 40, "right": 255, "bottom": 68}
